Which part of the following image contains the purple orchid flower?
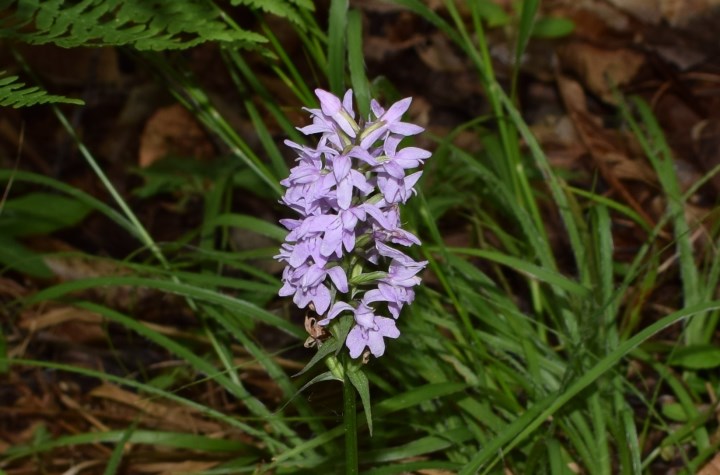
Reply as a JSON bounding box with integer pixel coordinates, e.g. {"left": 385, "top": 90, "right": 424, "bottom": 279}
{"left": 277, "top": 88, "right": 428, "bottom": 359}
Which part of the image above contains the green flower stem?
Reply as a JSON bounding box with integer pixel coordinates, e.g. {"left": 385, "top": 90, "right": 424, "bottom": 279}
{"left": 343, "top": 364, "right": 359, "bottom": 475}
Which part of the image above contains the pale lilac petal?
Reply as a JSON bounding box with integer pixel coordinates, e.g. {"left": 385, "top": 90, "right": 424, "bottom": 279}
{"left": 364, "top": 288, "right": 387, "bottom": 303}
{"left": 382, "top": 97, "right": 412, "bottom": 122}
{"left": 321, "top": 223, "right": 343, "bottom": 256}
{"left": 326, "top": 266, "right": 348, "bottom": 293}
{"left": 302, "top": 265, "right": 326, "bottom": 288}
{"left": 360, "top": 128, "right": 387, "bottom": 150}
{"left": 384, "top": 161, "right": 406, "bottom": 180}
{"left": 370, "top": 99, "right": 384, "bottom": 118}
{"left": 316, "top": 88, "right": 342, "bottom": 116}
{"left": 380, "top": 176, "right": 401, "bottom": 203}
{"left": 354, "top": 303, "right": 376, "bottom": 328}
{"left": 376, "top": 242, "right": 414, "bottom": 264}
{"left": 336, "top": 177, "right": 353, "bottom": 210}
{"left": 289, "top": 242, "right": 311, "bottom": 267}
{"left": 367, "top": 332, "right": 386, "bottom": 357}
{"left": 376, "top": 316, "right": 400, "bottom": 338}
{"left": 278, "top": 280, "right": 295, "bottom": 297}
{"left": 343, "top": 230, "right": 355, "bottom": 252}
{"left": 297, "top": 123, "right": 330, "bottom": 136}
{"left": 350, "top": 170, "right": 373, "bottom": 195}
{"left": 331, "top": 301, "right": 354, "bottom": 318}
{"left": 395, "top": 147, "right": 431, "bottom": 168}
{"left": 312, "top": 284, "right": 331, "bottom": 314}
{"left": 319, "top": 301, "right": 354, "bottom": 325}
{"left": 346, "top": 325, "right": 367, "bottom": 359}
{"left": 342, "top": 89, "right": 355, "bottom": 118}
{"left": 294, "top": 289, "right": 312, "bottom": 309}
{"left": 362, "top": 203, "right": 389, "bottom": 228}
{"left": 389, "top": 122, "right": 423, "bottom": 136}
{"left": 383, "top": 135, "right": 402, "bottom": 157}
{"left": 332, "top": 154, "right": 352, "bottom": 181}
{"left": 280, "top": 216, "right": 302, "bottom": 230}
{"left": 348, "top": 146, "right": 376, "bottom": 166}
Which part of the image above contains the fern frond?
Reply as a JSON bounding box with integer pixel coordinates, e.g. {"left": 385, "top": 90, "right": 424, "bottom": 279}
{"left": 0, "top": 0, "right": 267, "bottom": 50}
{"left": 0, "top": 73, "right": 84, "bottom": 108}
{"left": 230, "top": 0, "right": 314, "bottom": 28}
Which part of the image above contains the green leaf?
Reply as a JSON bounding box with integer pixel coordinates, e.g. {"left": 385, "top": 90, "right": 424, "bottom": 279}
{"left": 103, "top": 423, "right": 137, "bottom": 475}
{"left": 474, "top": 1, "right": 509, "bottom": 27}
{"left": 347, "top": 367, "right": 372, "bottom": 436}
{"left": 204, "top": 213, "right": 287, "bottom": 243}
{"left": 375, "top": 382, "right": 469, "bottom": 415}
{"left": 349, "top": 271, "right": 387, "bottom": 285}
{"left": 327, "top": 0, "right": 348, "bottom": 95}
{"left": 0, "top": 0, "right": 267, "bottom": 50}
{"left": 668, "top": 345, "right": 720, "bottom": 369}
{"left": 347, "top": 9, "right": 369, "bottom": 118}
{"left": 531, "top": 17, "right": 575, "bottom": 38}
{"left": 3, "top": 430, "right": 249, "bottom": 463}
{"left": 0, "top": 235, "right": 53, "bottom": 278}
{"left": 26, "top": 277, "right": 304, "bottom": 339}
{"left": 442, "top": 246, "right": 590, "bottom": 297}
{"left": 661, "top": 402, "right": 689, "bottom": 422}
{"left": 296, "top": 370, "right": 342, "bottom": 394}
{"left": 230, "top": 0, "right": 312, "bottom": 28}
{"left": 0, "top": 191, "right": 93, "bottom": 237}
{"left": 0, "top": 72, "right": 83, "bottom": 108}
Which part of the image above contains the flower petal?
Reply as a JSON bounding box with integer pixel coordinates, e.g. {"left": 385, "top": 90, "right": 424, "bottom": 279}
{"left": 346, "top": 325, "right": 368, "bottom": 358}
{"left": 326, "top": 266, "right": 348, "bottom": 293}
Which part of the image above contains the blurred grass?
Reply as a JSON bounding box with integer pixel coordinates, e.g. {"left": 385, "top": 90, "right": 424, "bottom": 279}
{"left": 1, "top": 0, "right": 719, "bottom": 474}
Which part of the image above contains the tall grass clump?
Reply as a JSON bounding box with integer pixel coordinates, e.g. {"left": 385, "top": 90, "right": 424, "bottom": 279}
{"left": 1, "top": 0, "right": 719, "bottom": 474}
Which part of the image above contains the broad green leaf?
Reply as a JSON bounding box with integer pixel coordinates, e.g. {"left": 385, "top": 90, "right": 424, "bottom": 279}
{"left": 532, "top": 17, "right": 575, "bottom": 38}
{"left": 0, "top": 235, "right": 53, "bottom": 278}
{"left": 0, "top": 192, "right": 92, "bottom": 236}
{"left": 668, "top": 345, "right": 720, "bottom": 369}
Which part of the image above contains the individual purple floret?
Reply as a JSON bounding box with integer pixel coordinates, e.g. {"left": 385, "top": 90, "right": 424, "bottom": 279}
{"left": 276, "top": 88, "right": 428, "bottom": 360}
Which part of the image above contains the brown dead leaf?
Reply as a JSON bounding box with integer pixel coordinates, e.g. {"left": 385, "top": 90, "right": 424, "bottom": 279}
{"left": 660, "top": 0, "right": 720, "bottom": 26}
{"left": 556, "top": 74, "right": 658, "bottom": 228}
{"left": 90, "top": 383, "right": 223, "bottom": 434}
{"left": 139, "top": 104, "right": 214, "bottom": 168}
{"left": 0, "top": 275, "right": 29, "bottom": 299}
{"left": 557, "top": 43, "right": 645, "bottom": 104}
{"left": 131, "top": 461, "right": 219, "bottom": 475}
{"left": 60, "top": 460, "right": 104, "bottom": 475}
{"left": 19, "top": 306, "right": 102, "bottom": 332}
{"left": 416, "top": 32, "right": 465, "bottom": 73}
{"left": 530, "top": 114, "right": 587, "bottom": 170}
{"left": 17, "top": 306, "right": 106, "bottom": 347}
{"left": 41, "top": 250, "right": 159, "bottom": 310}
{"left": 606, "top": 0, "right": 662, "bottom": 24}
{"left": 698, "top": 452, "right": 720, "bottom": 475}
{"left": 59, "top": 392, "right": 111, "bottom": 433}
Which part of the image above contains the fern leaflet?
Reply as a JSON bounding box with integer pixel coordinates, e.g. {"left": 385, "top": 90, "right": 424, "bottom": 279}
{"left": 0, "top": 73, "right": 84, "bottom": 108}
{"left": 0, "top": 0, "right": 267, "bottom": 50}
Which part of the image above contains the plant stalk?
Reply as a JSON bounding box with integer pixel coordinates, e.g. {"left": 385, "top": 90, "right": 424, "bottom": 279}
{"left": 343, "top": 370, "right": 359, "bottom": 475}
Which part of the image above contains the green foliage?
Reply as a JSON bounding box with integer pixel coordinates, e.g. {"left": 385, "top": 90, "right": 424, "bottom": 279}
{"left": 0, "top": 72, "right": 83, "bottom": 108}
{"left": 0, "top": 0, "right": 267, "bottom": 50}
{"left": 0, "top": 189, "right": 93, "bottom": 277}
{"left": 231, "top": 0, "right": 314, "bottom": 28}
